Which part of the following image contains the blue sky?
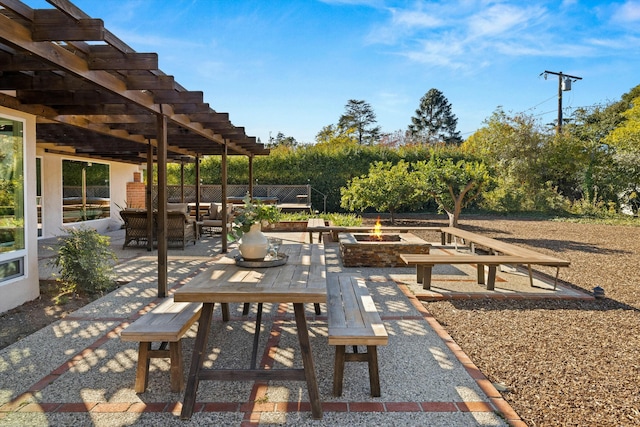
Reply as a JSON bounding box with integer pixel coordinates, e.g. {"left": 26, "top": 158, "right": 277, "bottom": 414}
{"left": 31, "top": 0, "right": 640, "bottom": 144}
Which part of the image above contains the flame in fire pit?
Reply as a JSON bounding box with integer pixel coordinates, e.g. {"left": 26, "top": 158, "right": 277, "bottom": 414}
{"left": 371, "top": 217, "right": 383, "bottom": 240}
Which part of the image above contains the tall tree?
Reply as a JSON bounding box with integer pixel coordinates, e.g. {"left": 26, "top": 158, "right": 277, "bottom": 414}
{"left": 267, "top": 132, "right": 298, "bottom": 148}
{"left": 408, "top": 89, "right": 462, "bottom": 144}
{"left": 338, "top": 99, "right": 381, "bottom": 145}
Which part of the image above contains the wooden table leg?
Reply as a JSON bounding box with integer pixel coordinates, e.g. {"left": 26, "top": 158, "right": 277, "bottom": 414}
{"left": 293, "top": 303, "right": 323, "bottom": 419}
{"left": 180, "top": 302, "right": 215, "bottom": 420}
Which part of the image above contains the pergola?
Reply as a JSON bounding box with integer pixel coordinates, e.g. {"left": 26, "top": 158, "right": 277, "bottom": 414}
{"left": 0, "top": 0, "right": 269, "bottom": 296}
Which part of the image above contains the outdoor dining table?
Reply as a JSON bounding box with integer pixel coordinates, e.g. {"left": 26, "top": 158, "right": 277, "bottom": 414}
{"left": 174, "top": 243, "right": 327, "bottom": 420}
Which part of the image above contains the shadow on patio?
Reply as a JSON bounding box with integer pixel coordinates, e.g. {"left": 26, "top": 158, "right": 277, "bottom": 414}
{"left": 0, "top": 229, "right": 525, "bottom": 426}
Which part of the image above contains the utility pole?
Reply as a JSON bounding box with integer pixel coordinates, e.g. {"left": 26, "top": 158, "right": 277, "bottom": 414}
{"left": 540, "top": 70, "right": 582, "bottom": 134}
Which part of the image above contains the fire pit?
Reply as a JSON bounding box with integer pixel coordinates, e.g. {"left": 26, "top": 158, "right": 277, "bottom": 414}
{"left": 339, "top": 232, "right": 430, "bottom": 267}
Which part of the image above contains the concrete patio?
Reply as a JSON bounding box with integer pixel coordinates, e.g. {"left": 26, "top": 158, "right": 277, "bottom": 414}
{"left": 0, "top": 227, "right": 590, "bottom": 426}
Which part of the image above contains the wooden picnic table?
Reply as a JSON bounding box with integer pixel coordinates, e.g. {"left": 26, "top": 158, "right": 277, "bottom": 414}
{"left": 174, "top": 243, "right": 327, "bottom": 420}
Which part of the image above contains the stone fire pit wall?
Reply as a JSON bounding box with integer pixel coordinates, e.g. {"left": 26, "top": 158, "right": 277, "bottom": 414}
{"left": 338, "top": 232, "right": 430, "bottom": 267}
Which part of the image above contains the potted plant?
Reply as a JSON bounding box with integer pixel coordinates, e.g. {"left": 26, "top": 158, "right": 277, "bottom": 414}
{"left": 230, "top": 194, "right": 281, "bottom": 261}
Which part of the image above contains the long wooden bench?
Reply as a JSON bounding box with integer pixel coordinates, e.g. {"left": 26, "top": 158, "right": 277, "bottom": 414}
{"left": 402, "top": 227, "right": 570, "bottom": 290}
{"left": 400, "top": 254, "right": 570, "bottom": 290}
{"left": 120, "top": 298, "right": 202, "bottom": 393}
{"left": 327, "top": 274, "right": 388, "bottom": 397}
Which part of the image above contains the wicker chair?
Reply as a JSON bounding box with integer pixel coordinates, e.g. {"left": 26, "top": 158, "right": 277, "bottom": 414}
{"left": 120, "top": 208, "right": 196, "bottom": 250}
{"left": 164, "top": 210, "right": 197, "bottom": 249}
{"left": 120, "top": 210, "right": 154, "bottom": 249}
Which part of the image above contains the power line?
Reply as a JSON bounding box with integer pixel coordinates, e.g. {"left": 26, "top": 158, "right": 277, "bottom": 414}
{"left": 523, "top": 94, "right": 557, "bottom": 112}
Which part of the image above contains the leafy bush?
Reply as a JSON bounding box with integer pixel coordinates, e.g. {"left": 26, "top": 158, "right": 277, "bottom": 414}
{"left": 49, "top": 227, "right": 117, "bottom": 296}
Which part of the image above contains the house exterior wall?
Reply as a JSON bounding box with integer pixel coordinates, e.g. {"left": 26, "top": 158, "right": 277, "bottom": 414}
{"left": 36, "top": 151, "right": 140, "bottom": 238}
{"left": 0, "top": 106, "right": 38, "bottom": 314}
{"left": 0, "top": 105, "right": 141, "bottom": 314}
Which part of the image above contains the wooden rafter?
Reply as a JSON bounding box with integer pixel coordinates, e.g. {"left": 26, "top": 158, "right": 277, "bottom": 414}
{"left": 0, "top": 0, "right": 269, "bottom": 161}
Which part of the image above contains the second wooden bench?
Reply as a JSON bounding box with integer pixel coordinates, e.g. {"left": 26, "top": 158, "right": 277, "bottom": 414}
{"left": 120, "top": 297, "right": 203, "bottom": 393}
{"left": 401, "top": 254, "right": 570, "bottom": 290}
{"left": 327, "top": 274, "right": 388, "bottom": 397}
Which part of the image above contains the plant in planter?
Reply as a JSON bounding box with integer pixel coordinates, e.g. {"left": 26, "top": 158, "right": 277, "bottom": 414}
{"left": 230, "top": 194, "right": 281, "bottom": 261}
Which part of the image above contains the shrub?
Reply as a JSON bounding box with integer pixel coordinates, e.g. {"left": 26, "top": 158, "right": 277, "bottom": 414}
{"left": 49, "top": 227, "right": 118, "bottom": 296}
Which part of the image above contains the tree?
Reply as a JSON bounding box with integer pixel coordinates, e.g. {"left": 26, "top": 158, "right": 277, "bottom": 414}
{"left": 338, "top": 99, "right": 381, "bottom": 145}
{"left": 408, "top": 88, "right": 462, "bottom": 144}
{"left": 414, "top": 156, "right": 491, "bottom": 227}
{"left": 340, "top": 160, "right": 422, "bottom": 223}
{"left": 267, "top": 132, "right": 298, "bottom": 148}
{"left": 315, "top": 124, "right": 357, "bottom": 146}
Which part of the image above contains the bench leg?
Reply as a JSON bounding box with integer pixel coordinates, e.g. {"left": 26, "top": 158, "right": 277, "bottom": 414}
{"left": 367, "top": 345, "right": 381, "bottom": 397}
{"left": 314, "top": 303, "right": 321, "bottom": 315}
{"left": 416, "top": 265, "right": 424, "bottom": 284}
{"left": 477, "top": 264, "right": 485, "bottom": 285}
{"left": 333, "top": 345, "right": 346, "bottom": 396}
{"left": 487, "top": 265, "right": 497, "bottom": 291}
{"left": 135, "top": 342, "right": 152, "bottom": 393}
{"left": 169, "top": 341, "right": 184, "bottom": 392}
{"left": 333, "top": 345, "right": 382, "bottom": 397}
{"left": 528, "top": 264, "right": 534, "bottom": 288}
{"left": 421, "top": 265, "right": 433, "bottom": 290}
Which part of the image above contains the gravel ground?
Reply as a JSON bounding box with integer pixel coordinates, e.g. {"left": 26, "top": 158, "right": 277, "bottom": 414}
{"left": 418, "top": 217, "right": 640, "bottom": 426}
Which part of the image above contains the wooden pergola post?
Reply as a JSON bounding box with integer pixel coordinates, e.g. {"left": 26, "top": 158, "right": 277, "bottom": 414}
{"left": 195, "top": 155, "right": 201, "bottom": 218}
{"left": 248, "top": 155, "right": 254, "bottom": 198}
{"left": 221, "top": 140, "right": 229, "bottom": 253}
{"left": 146, "top": 143, "right": 154, "bottom": 252}
{"left": 157, "top": 112, "right": 168, "bottom": 298}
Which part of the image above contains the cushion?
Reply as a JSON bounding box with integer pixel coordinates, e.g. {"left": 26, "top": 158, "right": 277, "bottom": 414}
{"left": 167, "top": 203, "right": 189, "bottom": 213}
{"left": 208, "top": 204, "right": 220, "bottom": 220}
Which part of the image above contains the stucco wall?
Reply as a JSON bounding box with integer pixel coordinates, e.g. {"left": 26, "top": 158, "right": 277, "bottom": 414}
{"left": 36, "top": 150, "right": 140, "bottom": 238}
{"left": 0, "top": 106, "right": 38, "bottom": 314}
{"left": 0, "top": 105, "right": 141, "bottom": 314}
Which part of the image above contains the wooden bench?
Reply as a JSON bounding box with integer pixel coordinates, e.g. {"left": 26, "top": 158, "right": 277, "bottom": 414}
{"left": 327, "top": 274, "right": 388, "bottom": 397}
{"left": 401, "top": 227, "right": 571, "bottom": 290}
{"left": 120, "top": 298, "right": 202, "bottom": 393}
{"left": 306, "top": 218, "right": 327, "bottom": 243}
{"left": 401, "top": 254, "right": 571, "bottom": 290}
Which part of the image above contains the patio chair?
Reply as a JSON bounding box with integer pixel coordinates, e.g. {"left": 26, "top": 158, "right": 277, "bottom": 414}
{"left": 120, "top": 210, "right": 154, "bottom": 249}
{"left": 200, "top": 203, "right": 234, "bottom": 236}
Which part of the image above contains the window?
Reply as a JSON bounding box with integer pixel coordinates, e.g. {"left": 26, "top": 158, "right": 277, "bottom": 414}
{"left": 62, "top": 160, "right": 110, "bottom": 223}
{"left": 0, "top": 117, "right": 25, "bottom": 282}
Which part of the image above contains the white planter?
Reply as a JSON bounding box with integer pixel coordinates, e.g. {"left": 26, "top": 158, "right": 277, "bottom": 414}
{"left": 239, "top": 223, "right": 268, "bottom": 261}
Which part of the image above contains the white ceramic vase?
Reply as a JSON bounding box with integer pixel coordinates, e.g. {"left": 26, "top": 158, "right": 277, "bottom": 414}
{"left": 239, "top": 222, "right": 268, "bottom": 261}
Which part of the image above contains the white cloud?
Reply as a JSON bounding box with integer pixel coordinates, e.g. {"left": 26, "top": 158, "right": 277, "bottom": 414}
{"left": 467, "top": 4, "right": 545, "bottom": 38}
{"left": 389, "top": 8, "right": 443, "bottom": 29}
{"left": 364, "top": 0, "right": 637, "bottom": 71}
{"left": 611, "top": 0, "right": 640, "bottom": 24}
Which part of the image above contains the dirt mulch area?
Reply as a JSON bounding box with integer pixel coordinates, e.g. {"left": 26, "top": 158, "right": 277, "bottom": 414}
{"left": 374, "top": 215, "right": 639, "bottom": 427}
{"left": 0, "top": 281, "right": 116, "bottom": 351}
